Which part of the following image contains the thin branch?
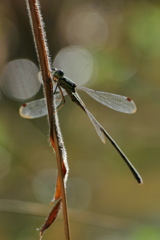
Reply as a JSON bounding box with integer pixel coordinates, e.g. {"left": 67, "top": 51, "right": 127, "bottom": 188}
{"left": 25, "top": 0, "right": 70, "bottom": 239}
{"left": 0, "top": 199, "right": 140, "bottom": 231}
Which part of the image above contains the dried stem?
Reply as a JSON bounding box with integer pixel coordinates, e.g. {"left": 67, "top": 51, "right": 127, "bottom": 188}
{"left": 25, "top": 0, "right": 70, "bottom": 239}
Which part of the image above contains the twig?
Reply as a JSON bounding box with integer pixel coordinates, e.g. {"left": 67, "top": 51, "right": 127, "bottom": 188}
{"left": 25, "top": 0, "right": 70, "bottom": 239}
{"left": 0, "top": 199, "right": 140, "bottom": 231}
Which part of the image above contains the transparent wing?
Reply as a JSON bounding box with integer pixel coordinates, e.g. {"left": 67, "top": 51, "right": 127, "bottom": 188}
{"left": 19, "top": 98, "right": 48, "bottom": 119}
{"left": 19, "top": 92, "right": 63, "bottom": 119}
{"left": 77, "top": 86, "right": 137, "bottom": 114}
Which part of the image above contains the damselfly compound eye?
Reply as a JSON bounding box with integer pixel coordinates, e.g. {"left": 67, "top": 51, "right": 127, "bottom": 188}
{"left": 54, "top": 69, "right": 64, "bottom": 78}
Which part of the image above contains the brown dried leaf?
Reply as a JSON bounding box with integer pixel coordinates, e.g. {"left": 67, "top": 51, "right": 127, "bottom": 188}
{"left": 39, "top": 198, "right": 62, "bottom": 238}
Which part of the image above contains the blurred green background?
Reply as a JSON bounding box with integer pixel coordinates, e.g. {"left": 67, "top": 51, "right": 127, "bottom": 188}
{"left": 0, "top": 0, "right": 160, "bottom": 239}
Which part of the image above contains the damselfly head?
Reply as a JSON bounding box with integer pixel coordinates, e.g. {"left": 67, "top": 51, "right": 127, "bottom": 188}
{"left": 53, "top": 69, "right": 64, "bottom": 79}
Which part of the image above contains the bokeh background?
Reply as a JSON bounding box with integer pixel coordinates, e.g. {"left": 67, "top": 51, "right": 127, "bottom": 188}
{"left": 0, "top": 0, "right": 160, "bottom": 239}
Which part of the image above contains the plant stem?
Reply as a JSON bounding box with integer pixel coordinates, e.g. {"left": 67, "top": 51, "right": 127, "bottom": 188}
{"left": 25, "top": 1, "right": 70, "bottom": 239}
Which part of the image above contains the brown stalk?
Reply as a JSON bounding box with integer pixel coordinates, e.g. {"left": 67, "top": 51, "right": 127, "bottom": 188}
{"left": 25, "top": 0, "right": 70, "bottom": 239}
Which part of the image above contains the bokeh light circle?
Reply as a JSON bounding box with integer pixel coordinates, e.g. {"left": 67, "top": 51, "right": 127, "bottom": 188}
{"left": 32, "top": 169, "right": 57, "bottom": 203}
{"left": 53, "top": 46, "right": 95, "bottom": 85}
{"left": 67, "top": 177, "right": 91, "bottom": 210}
{"left": 1, "top": 59, "right": 41, "bottom": 101}
{"left": 66, "top": 7, "right": 108, "bottom": 52}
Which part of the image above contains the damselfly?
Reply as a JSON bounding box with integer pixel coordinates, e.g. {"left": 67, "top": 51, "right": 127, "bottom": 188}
{"left": 20, "top": 68, "right": 143, "bottom": 184}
